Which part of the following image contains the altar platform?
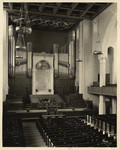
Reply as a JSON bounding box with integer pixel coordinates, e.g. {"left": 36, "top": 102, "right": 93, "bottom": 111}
{"left": 30, "top": 94, "right": 64, "bottom": 109}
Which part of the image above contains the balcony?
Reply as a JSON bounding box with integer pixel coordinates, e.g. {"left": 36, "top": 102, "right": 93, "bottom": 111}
{"left": 88, "top": 86, "right": 117, "bottom": 97}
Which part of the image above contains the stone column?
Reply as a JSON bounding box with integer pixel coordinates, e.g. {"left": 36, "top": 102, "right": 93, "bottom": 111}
{"left": 99, "top": 56, "right": 106, "bottom": 87}
{"left": 98, "top": 55, "right": 107, "bottom": 114}
{"left": 112, "top": 98, "right": 117, "bottom": 114}
{"left": 27, "top": 42, "right": 32, "bottom": 77}
{"left": 3, "top": 10, "right": 8, "bottom": 101}
{"left": 68, "top": 31, "right": 75, "bottom": 78}
{"left": 79, "top": 62, "right": 83, "bottom": 94}
{"left": 99, "top": 95, "right": 106, "bottom": 114}
{"left": 79, "top": 22, "right": 84, "bottom": 94}
{"left": 53, "top": 44, "right": 59, "bottom": 77}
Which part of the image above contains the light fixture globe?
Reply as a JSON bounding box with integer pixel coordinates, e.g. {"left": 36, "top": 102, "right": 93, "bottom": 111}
{"left": 16, "top": 26, "right": 24, "bottom": 34}
{"left": 25, "top": 27, "right": 32, "bottom": 34}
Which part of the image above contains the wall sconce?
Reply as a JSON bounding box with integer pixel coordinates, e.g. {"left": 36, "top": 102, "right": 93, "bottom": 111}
{"left": 76, "top": 59, "right": 83, "bottom": 62}
{"left": 93, "top": 50, "right": 103, "bottom": 55}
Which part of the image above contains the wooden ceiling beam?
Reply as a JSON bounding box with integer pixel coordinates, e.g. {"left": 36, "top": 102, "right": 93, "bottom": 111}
{"left": 75, "top": 9, "right": 97, "bottom": 14}
{"left": 39, "top": 3, "right": 45, "bottom": 13}
{"left": 8, "top": 3, "right": 13, "bottom": 9}
{"left": 93, "top": 3, "right": 108, "bottom": 6}
{"left": 5, "top": 8, "right": 81, "bottom": 20}
{"left": 45, "top": 5, "right": 97, "bottom": 14}
{"left": 53, "top": 3, "right": 62, "bottom": 14}
{"left": 24, "top": 3, "right": 29, "bottom": 12}
{"left": 67, "top": 3, "right": 79, "bottom": 16}
{"left": 79, "top": 3, "right": 94, "bottom": 18}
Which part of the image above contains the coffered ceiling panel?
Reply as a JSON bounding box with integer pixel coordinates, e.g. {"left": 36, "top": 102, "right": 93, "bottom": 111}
{"left": 4, "top": 2, "right": 112, "bottom": 32}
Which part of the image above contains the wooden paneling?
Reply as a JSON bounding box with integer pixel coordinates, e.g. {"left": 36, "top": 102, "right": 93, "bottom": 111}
{"left": 9, "top": 77, "right": 32, "bottom": 97}
{"left": 54, "top": 78, "right": 75, "bottom": 97}
{"left": 8, "top": 77, "right": 75, "bottom": 98}
{"left": 26, "top": 29, "right": 68, "bottom": 53}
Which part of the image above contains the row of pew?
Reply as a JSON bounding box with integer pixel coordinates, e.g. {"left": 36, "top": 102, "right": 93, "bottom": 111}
{"left": 86, "top": 114, "right": 116, "bottom": 139}
{"left": 3, "top": 117, "right": 26, "bottom": 147}
{"left": 36, "top": 116, "right": 116, "bottom": 147}
{"left": 65, "top": 94, "right": 87, "bottom": 108}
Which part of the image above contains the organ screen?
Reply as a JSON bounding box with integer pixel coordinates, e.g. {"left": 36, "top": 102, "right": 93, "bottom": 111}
{"left": 32, "top": 53, "right": 54, "bottom": 95}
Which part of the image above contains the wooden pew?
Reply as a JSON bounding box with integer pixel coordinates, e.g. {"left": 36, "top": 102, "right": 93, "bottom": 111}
{"left": 36, "top": 116, "right": 116, "bottom": 147}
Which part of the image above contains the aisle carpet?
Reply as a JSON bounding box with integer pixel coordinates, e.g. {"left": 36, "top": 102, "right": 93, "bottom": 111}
{"left": 22, "top": 122, "right": 46, "bottom": 147}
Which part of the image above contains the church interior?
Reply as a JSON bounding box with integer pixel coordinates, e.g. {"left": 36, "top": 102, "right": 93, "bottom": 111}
{"left": 2, "top": 2, "right": 117, "bottom": 147}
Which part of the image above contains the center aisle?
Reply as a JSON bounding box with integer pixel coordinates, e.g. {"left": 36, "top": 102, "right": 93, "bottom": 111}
{"left": 22, "top": 121, "right": 46, "bottom": 147}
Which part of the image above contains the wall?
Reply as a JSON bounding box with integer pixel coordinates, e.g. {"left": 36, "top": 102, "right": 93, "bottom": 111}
{"left": 92, "top": 4, "right": 117, "bottom": 53}
{"left": 3, "top": 10, "right": 8, "bottom": 101}
{"left": 107, "top": 22, "right": 117, "bottom": 84}
{"left": 92, "top": 3, "right": 117, "bottom": 83}
{"left": 75, "top": 3, "right": 117, "bottom": 114}
{"left": 0, "top": 6, "right": 3, "bottom": 102}
{"left": 26, "top": 29, "right": 68, "bottom": 53}
{"left": 82, "top": 20, "right": 99, "bottom": 113}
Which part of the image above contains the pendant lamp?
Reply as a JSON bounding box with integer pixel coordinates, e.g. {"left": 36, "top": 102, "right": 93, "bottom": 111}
{"left": 16, "top": 33, "right": 26, "bottom": 50}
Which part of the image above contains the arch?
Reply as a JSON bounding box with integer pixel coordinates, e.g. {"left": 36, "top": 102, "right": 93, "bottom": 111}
{"left": 102, "top": 14, "right": 117, "bottom": 56}
{"left": 35, "top": 60, "right": 51, "bottom": 70}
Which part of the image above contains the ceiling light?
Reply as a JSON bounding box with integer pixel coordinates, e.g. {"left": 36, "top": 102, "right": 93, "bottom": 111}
{"left": 15, "top": 4, "right": 32, "bottom": 50}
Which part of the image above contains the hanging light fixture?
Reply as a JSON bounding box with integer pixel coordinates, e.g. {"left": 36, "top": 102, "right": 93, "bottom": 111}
{"left": 15, "top": 3, "right": 32, "bottom": 50}
{"left": 24, "top": 6, "right": 32, "bottom": 34}
{"left": 16, "top": 33, "right": 26, "bottom": 50}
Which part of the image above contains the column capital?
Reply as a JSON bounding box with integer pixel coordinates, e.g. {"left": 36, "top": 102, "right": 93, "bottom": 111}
{"left": 68, "top": 30, "right": 75, "bottom": 41}
{"left": 98, "top": 54, "right": 107, "bottom": 61}
{"left": 53, "top": 44, "right": 59, "bottom": 53}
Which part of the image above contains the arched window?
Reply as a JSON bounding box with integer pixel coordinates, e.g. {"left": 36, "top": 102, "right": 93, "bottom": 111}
{"left": 35, "top": 60, "right": 50, "bottom": 70}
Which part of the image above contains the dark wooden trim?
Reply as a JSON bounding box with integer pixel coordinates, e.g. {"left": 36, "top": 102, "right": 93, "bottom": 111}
{"left": 4, "top": 8, "right": 80, "bottom": 20}
{"left": 53, "top": 3, "right": 62, "bottom": 14}
{"left": 79, "top": 3, "right": 94, "bottom": 18}
{"left": 67, "top": 3, "right": 79, "bottom": 16}
{"left": 39, "top": 3, "right": 45, "bottom": 13}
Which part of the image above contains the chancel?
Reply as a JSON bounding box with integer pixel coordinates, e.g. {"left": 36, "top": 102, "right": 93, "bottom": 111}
{"left": 2, "top": 2, "right": 117, "bottom": 147}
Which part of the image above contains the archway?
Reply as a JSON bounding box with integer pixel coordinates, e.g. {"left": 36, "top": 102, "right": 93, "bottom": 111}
{"left": 101, "top": 14, "right": 117, "bottom": 57}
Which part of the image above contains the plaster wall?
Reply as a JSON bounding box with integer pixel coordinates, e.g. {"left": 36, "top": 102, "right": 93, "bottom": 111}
{"left": 83, "top": 20, "right": 99, "bottom": 113}
{"left": 92, "top": 3, "right": 117, "bottom": 83}
{"left": 3, "top": 10, "right": 8, "bottom": 101}
{"left": 75, "top": 3, "right": 117, "bottom": 113}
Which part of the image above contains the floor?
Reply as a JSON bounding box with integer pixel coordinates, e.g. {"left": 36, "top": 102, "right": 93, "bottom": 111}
{"left": 22, "top": 121, "right": 46, "bottom": 147}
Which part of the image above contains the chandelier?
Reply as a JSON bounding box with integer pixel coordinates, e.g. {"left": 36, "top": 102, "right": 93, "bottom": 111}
{"left": 15, "top": 4, "right": 32, "bottom": 50}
